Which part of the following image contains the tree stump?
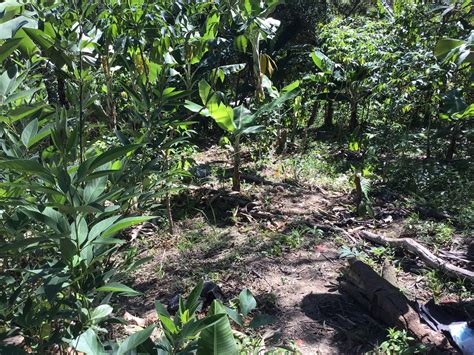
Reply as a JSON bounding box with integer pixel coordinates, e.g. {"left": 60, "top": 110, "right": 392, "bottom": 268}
{"left": 340, "top": 259, "right": 453, "bottom": 351}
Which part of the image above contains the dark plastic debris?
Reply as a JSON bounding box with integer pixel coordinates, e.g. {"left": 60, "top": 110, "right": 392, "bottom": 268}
{"left": 417, "top": 299, "right": 474, "bottom": 354}
{"left": 166, "top": 281, "right": 225, "bottom": 315}
{"left": 201, "top": 281, "right": 225, "bottom": 310}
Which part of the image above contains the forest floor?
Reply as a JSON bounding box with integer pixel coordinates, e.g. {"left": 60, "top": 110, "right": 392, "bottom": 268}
{"left": 112, "top": 143, "right": 473, "bottom": 354}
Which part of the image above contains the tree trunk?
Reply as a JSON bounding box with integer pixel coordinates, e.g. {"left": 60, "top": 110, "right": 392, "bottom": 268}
{"left": 354, "top": 171, "right": 362, "bottom": 211}
{"left": 445, "top": 124, "right": 458, "bottom": 161}
{"left": 350, "top": 101, "right": 358, "bottom": 130}
{"left": 163, "top": 149, "right": 174, "bottom": 234}
{"left": 303, "top": 101, "right": 320, "bottom": 152}
{"left": 324, "top": 101, "right": 334, "bottom": 128}
{"left": 232, "top": 136, "right": 241, "bottom": 192}
{"left": 166, "top": 192, "right": 174, "bottom": 234}
{"left": 426, "top": 115, "right": 432, "bottom": 159}
{"left": 307, "top": 101, "right": 320, "bottom": 128}
{"left": 275, "top": 129, "right": 287, "bottom": 155}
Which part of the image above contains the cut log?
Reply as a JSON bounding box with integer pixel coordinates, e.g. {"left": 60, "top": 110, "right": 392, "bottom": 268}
{"left": 358, "top": 230, "right": 474, "bottom": 283}
{"left": 340, "top": 259, "right": 452, "bottom": 350}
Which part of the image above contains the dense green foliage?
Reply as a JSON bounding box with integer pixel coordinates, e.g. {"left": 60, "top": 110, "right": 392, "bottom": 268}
{"left": 0, "top": 0, "right": 472, "bottom": 353}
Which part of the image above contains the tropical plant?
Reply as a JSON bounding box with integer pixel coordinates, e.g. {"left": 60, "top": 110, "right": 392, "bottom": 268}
{"left": 186, "top": 78, "right": 299, "bottom": 191}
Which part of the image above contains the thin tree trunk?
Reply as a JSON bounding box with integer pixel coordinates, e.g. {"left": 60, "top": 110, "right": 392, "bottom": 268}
{"left": 445, "top": 124, "right": 458, "bottom": 161}
{"left": 163, "top": 151, "right": 174, "bottom": 234}
{"left": 290, "top": 112, "right": 297, "bottom": 145}
{"left": 426, "top": 115, "right": 432, "bottom": 159}
{"left": 232, "top": 135, "right": 241, "bottom": 192}
{"left": 307, "top": 101, "right": 320, "bottom": 128}
{"left": 324, "top": 100, "right": 334, "bottom": 128}
{"left": 166, "top": 191, "right": 174, "bottom": 234}
{"left": 350, "top": 100, "right": 358, "bottom": 130}
{"left": 303, "top": 101, "right": 320, "bottom": 152}
{"left": 354, "top": 171, "right": 362, "bottom": 212}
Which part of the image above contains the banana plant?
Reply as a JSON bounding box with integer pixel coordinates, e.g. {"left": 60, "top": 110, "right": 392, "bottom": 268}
{"left": 230, "top": 0, "right": 282, "bottom": 100}
{"left": 186, "top": 79, "right": 299, "bottom": 191}
{"left": 185, "top": 79, "right": 261, "bottom": 191}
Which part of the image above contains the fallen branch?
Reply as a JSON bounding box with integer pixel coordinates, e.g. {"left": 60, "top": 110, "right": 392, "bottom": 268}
{"left": 311, "top": 223, "right": 358, "bottom": 244}
{"left": 341, "top": 259, "right": 452, "bottom": 350}
{"left": 358, "top": 230, "right": 474, "bottom": 283}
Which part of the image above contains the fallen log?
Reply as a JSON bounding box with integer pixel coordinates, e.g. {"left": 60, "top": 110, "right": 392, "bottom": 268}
{"left": 340, "top": 259, "right": 452, "bottom": 351}
{"left": 358, "top": 230, "right": 474, "bottom": 283}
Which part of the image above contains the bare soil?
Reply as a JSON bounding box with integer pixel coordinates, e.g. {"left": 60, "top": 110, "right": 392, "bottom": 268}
{"left": 112, "top": 146, "right": 473, "bottom": 354}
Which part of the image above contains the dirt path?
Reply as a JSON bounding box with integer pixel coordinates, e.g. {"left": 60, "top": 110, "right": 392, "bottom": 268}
{"left": 115, "top": 146, "right": 470, "bottom": 353}
{"left": 113, "top": 149, "right": 384, "bottom": 353}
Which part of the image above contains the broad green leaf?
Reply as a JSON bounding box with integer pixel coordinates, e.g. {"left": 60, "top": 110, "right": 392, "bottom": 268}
{"left": 89, "top": 144, "right": 140, "bottom": 171}
{"left": 239, "top": 125, "right": 264, "bottom": 135}
{"left": 253, "top": 87, "right": 300, "bottom": 118}
{"left": 88, "top": 215, "right": 121, "bottom": 241}
{"left": 92, "top": 238, "right": 126, "bottom": 245}
{"left": 155, "top": 300, "right": 170, "bottom": 318}
{"left": 185, "top": 279, "right": 204, "bottom": 315}
{"left": 179, "top": 314, "right": 225, "bottom": 340}
{"left": 311, "top": 50, "right": 334, "bottom": 74}
{"left": 224, "top": 306, "right": 243, "bottom": 327}
{"left": 71, "top": 329, "right": 103, "bottom": 355}
{"left": 233, "top": 105, "right": 253, "bottom": 130}
{"left": 20, "top": 118, "right": 38, "bottom": 147}
{"left": 101, "top": 216, "right": 155, "bottom": 238}
{"left": 4, "top": 87, "right": 41, "bottom": 105}
{"left": 27, "top": 126, "right": 51, "bottom": 148}
{"left": 76, "top": 144, "right": 140, "bottom": 181}
{"left": 90, "top": 304, "right": 113, "bottom": 324}
{"left": 117, "top": 325, "right": 156, "bottom": 355}
{"left": 71, "top": 216, "right": 88, "bottom": 246}
{"left": 197, "top": 301, "right": 238, "bottom": 355}
{"left": 0, "top": 159, "right": 54, "bottom": 183}
{"left": 217, "top": 63, "right": 246, "bottom": 76}
{"left": 239, "top": 289, "right": 256, "bottom": 317}
{"left": 83, "top": 175, "right": 107, "bottom": 204}
{"left": 57, "top": 168, "right": 70, "bottom": 193}
{"left": 22, "top": 27, "right": 54, "bottom": 49}
{"left": 184, "top": 100, "right": 205, "bottom": 114}
{"left": 0, "top": 16, "right": 36, "bottom": 40}
{"left": 282, "top": 80, "right": 300, "bottom": 93}
{"left": 434, "top": 38, "right": 465, "bottom": 60}
{"left": 453, "top": 103, "right": 474, "bottom": 119}
{"left": 59, "top": 238, "right": 76, "bottom": 262}
{"left": 3, "top": 103, "right": 47, "bottom": 124}
{"left": 199, "top": 79, "right": 212, "bottom": 105}
{"left": 127, "top": 256, "right": 153, "bottom": 272}
{"left": 0, "top": 37, "right": 22, "bottom": 62}
{"left": 97, "top": 282, "right": 141, "bottom": 296}
{"left": 158, "top": 314, "right": 177, "bottom": 333}
{"left": 235, "top": 35, "right": 248, "bottom": 53}
{"left": 0, "top": 68, "right": 17, "bottom": 98}
{"left": 208, "top": 102, "right": 236, "bottom": 133}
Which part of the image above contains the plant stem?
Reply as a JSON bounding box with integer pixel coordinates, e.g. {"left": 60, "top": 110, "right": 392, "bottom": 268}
{"left": 232, "top": 135, "right": 241, "bottom": 192}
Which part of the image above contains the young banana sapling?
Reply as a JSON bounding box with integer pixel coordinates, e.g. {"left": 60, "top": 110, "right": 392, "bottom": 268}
{"left": 185, "top": 79, "right": 299, "bottom": 192}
